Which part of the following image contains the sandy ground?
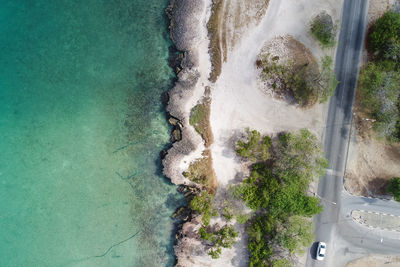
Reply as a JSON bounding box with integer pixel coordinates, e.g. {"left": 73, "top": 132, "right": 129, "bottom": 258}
{"left": 345, "top": 125, "right": 400, "bottom": 196}
{"left": 346, "top": 255, "right": 400, "bottom": 267}
{"left": 344, "top": 0, "right": 400, "bottom": 198}
{"left": 210, "top": 0, "right": 343, "bottom": 186}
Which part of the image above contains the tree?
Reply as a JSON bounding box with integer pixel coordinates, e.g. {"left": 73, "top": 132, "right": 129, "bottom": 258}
{"left": 310, "top": 12, "right": 336, "bottom": 47}
{"left": 274, "top": 129, "right": 328, "bottom": 185}
{"left": 359, "top": 61, "right": 400, "bottom": 141}
{"left": 275, "top": 216, "right": 314, "bottom": 253}
{"left": 190, "top": 191, "right": 217, "bottom": 226}
{"left": 387, "top": 177, "right": 400, "bottom": 201}
{"left": 369, "top": 11, "right": 400, "bottom": 55}
{"left": 316, "top": 56, "right": 339, "bottom": 103}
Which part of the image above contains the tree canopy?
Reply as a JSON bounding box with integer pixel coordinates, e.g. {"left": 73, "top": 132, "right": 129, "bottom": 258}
{"left": 359, "top": 61, "right": 400, "bottom": 142}
{"left": 369, "top": 11, "right": 400, "bottom": 58}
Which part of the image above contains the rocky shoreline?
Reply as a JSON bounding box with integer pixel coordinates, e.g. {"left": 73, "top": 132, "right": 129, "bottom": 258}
{"left": 162, "top": 0, "right": 211, "bottom": 265}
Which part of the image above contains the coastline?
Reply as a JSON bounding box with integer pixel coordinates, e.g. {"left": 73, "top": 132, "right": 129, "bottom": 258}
{"left": 163, "top": 0, "right": 345, "bottom": 266}
{"left": 162, "top": 0, "right": 213, "bottom": 265}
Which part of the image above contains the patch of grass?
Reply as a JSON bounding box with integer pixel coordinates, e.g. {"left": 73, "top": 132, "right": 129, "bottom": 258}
{"left": 189, "top": 97, "right": 214, "bottom": 147}
{"left": 183, "top": 150, "right": 218, "bottom": 194}
{"left": 207, "top": 0, "right": 224, "bottom": 82}
{"left": 310, "top": 11, "right": 336, "bottom": 48}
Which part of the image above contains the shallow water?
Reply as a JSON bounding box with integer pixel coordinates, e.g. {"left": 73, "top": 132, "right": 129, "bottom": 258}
{"left": 0, "top": 0, "right": 182, "bottom": 266}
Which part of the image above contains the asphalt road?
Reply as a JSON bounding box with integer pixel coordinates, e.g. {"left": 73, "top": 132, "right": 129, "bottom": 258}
{"left": 306, "top": 0, "right": 371, "bottom": 266}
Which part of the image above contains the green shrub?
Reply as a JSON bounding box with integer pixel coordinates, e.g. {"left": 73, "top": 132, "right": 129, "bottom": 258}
{"left": 236, "top": 213, "right": 251, "bottom": 224}
{"left": 369, "top": 11, "right": 400, "bottom": 56}
{"left": 388, "top": 177, "right": 400, "bottom": 201}
{"left": 208, "top": 247, "right": 222, "bottom": 259}
{"left": 201, "top": 225, "right": 239, "bottom": 259}
{"left": 222, "top": 204, "right": 234, "bottom": 221}
{"left": 310, "top": 12, "right": 336, "bottom": 47}
{"left": 236, "top": 129, "right": 271, "bottom": 162}
{"left": 190, "top": 191, "right": 218, "bottom": 226}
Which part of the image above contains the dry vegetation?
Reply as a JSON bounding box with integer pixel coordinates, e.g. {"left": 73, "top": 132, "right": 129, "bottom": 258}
{"left": 183, "top": 150, "right": 218, "bottom": 194}
{"left": 207, "top": 0, "right": 270, "bottom": 82}
{"left": 207, "top": 0, "right": 224, "bottom": 82}
{"left": 189, "top": 88, "right": 214, "bottom": 147}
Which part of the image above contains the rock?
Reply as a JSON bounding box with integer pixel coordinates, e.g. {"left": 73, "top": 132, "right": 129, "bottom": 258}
{"left": 161, "top": 91, "right": 169, "bottom": 106}
{"left": 171, "top": 128, "right": 182, "bottom": 142}
{"left": 159, "top": 149, "right": 168, "bottom": 159}
{"left": 168, "top": 116, "right": 180, "bottom": 126}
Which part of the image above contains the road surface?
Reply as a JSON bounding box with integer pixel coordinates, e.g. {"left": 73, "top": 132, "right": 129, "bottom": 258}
{"left": 305, "top": 0, "right": 400, "bottom": 266}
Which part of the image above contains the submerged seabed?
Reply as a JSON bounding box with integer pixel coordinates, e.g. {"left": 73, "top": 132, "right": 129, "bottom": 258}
{"left": 0, "top": 0, "right": 182, "bottom": 266}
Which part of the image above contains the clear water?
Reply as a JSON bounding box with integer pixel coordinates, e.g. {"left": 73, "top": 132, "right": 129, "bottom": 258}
{"left": 0, "top": 1, "right": 182, "bottom": 266}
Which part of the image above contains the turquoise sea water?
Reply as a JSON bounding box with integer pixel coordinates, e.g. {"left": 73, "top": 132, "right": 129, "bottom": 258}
{"left": 0, "top": 0, "right": 182, "bottom": 266}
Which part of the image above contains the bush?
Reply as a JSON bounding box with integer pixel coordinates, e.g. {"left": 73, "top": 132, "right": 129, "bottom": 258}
{"left": 369, "top": 11, "right": 400, "bottom": 57}
{"left": 388, "top": 177, "right": 400, "bottom": 201}
{"left": 236, "top": 129, "right": 271, "bottom": 162}
{"left": 190, "top": 191, "right": 218, "bottom": 226}
{"left": 236, "top": 213, "right": 251, "bottom": 224}
{"left": 201, "top": 225, "right": 239, "bottom": 259}
{"left": 310, "top": 12, "right": 336, "bottom": 47}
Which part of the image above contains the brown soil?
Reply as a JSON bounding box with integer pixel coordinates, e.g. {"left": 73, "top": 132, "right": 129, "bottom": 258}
{"left": 344, "top": 89, "right": 400, "bottom": 197}
{"left": 367, "top": 0, "right": 392, "bottom": 25}
{"left": 346, "top": 255, "right": 400, "bottom": 267}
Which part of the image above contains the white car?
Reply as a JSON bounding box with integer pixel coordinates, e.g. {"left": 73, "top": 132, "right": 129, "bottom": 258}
{"left": 316, "top": 242, "right": 326, "bottom": 261}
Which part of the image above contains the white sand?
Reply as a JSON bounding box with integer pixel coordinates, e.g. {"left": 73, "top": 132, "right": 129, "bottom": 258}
{"left": 210, "top": 0, "right": 344, "bottom": 186}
